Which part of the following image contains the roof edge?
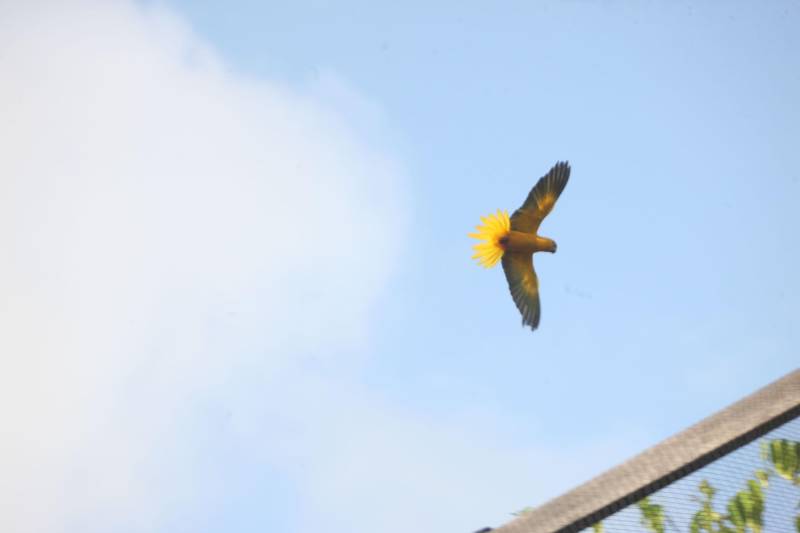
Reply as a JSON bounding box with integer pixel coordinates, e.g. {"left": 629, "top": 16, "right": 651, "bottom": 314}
{"left": 489, "top": 369, "right": 800, "bottom": 533}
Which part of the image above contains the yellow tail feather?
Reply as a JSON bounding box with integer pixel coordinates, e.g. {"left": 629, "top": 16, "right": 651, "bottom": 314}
{"left": 468, "top": 209, "right": 510, "bottom": 268}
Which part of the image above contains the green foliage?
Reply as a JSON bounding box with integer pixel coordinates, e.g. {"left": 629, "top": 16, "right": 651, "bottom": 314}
{"left": 512, "top": 438, "right": 800, "bottom": 532}
{"left": 753, "top": 469, "right": 770, "bottom": 489}
{"left": 637, "top": 497, "right": 665, "bottom": 533}
{"left": 726, "top": 479, "right": 764, "bottom": 533}
{"left": 686, "top": 439, "right": 799, "bottom": 533}
{"left": 763, "top": 439, "right": 800, "bottom": 533}
{"left": 766, "top": 439, "right": 800, "bottom": 484}
{"left": 690, "top": 480, "right": 730, "bottom": 533}
{"left": 511, "top": 506, "right": 534, "bottom": 517}
{"left": 687, "top": 477, "right": 766, "bottom": 533}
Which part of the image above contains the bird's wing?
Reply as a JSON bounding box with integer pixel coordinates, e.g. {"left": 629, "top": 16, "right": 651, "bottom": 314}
{"left": 510, "top": 161, "right": 570, "bottom": 233}
{"left": 502, "top": 252, "right": 540, "bottom": 330}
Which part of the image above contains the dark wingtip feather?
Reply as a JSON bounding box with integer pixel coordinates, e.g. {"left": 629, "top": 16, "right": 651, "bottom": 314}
{"left": 546, "top": 161, "right": 571, "bottom": 196}
{"left": 512, "top": 287, "right": 541, "bottom": 331}
{"left": 521, "top": 307, "right": 540, "bottom": 331}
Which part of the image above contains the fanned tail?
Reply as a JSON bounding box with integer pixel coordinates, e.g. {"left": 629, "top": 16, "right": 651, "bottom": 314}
{"left": 468, "top": 209, "right": 510, "bottom": 268}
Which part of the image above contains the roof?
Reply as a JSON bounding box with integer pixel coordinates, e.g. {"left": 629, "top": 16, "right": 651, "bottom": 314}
{"left": 481, "top": 369, "right": 800, "bottom": 533}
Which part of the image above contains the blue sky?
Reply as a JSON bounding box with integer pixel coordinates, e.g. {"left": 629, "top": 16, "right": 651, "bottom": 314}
{"left": 1, "top": 1, "right": 798, "bottom": 532}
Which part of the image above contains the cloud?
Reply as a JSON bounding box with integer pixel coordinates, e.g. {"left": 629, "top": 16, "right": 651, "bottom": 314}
{"left": 0, "top": 0, "right": 405, "bottom": 530}
{"left": 0, "top": 2, "right": 647, "bottom": 532}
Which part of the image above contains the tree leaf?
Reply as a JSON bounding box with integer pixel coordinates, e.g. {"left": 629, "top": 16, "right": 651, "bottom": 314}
{"left": 754, "top": 469, "right": 770, "bottom": 488}
{"left": 769, "top": 440, "right": 800, "bottom": 483}
{"left": 638, "top": 497, "right": 666, "bottom": 533}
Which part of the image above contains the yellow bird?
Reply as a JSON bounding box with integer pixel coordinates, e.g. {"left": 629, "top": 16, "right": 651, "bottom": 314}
{"left": 469, "top": 161, "right": 570, "bottom": 331}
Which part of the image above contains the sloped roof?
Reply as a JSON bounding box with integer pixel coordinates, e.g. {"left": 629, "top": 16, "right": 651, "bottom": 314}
{"left": 479, "top": 369, "right": 800, "bottom": 533}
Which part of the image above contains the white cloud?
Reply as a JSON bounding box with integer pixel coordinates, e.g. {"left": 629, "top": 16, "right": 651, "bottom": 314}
{"left": 0, "top": 2, "right": 644, "bottom": 532}
{"left": 0, "top": 0, "right": 405, "bottom": 530}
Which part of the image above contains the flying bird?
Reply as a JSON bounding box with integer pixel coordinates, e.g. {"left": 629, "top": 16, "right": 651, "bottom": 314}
{"left": 469, "top": 161, "right": 570, "bottom": 331}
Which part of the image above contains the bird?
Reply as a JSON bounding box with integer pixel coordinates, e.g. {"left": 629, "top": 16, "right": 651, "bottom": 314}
{"left": 469, "top": 161, "right": 570, "bottom": 331}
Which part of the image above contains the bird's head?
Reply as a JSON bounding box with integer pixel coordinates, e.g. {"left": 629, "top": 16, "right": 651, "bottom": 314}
{"left": 535, "top": 236, "right": 557, "bottom": 253}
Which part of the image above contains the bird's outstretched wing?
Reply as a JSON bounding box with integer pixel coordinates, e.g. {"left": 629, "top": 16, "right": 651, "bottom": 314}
{"left": 510, "top": 161, "right": 570, "bottom": 233}
{"left": 502, "top": 251, "right": 540, "bottom": 330}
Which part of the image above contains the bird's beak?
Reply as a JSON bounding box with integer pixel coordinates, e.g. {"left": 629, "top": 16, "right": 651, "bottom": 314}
{"left": 551, "top": 242, "right": 557, "bottom": 253}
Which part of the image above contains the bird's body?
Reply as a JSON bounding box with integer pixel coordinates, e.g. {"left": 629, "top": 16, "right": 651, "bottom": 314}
{"left": 499, "top": 231, "right": 556, "bottom": 254}
{"left": 469, "top": 161, "right": 570, "bottom": 331}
